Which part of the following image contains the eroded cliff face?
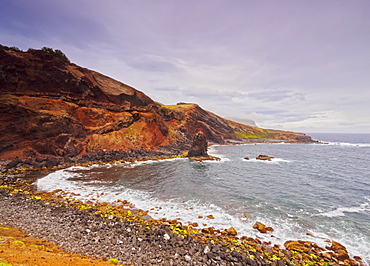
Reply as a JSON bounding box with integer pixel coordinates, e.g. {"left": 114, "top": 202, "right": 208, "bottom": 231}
{"left": 158, "top": 104, "right": 313, "bottom": 144}
{"left": 0, "top": 49, "right": 184, "bottom": 167}
{"left": 0, "top": 48, "right": 313, "bottom": 170}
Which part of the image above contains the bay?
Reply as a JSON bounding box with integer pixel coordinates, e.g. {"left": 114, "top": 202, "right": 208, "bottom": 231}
{"left": 37, "top": 133, "right": 370, "bottom": 264}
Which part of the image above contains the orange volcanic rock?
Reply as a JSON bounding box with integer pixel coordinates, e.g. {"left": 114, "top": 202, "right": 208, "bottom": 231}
{"left": 0, "top": 48, "right": 181, "bottom": 167}
{"left": 327, "top": 240, "right": 350, "bottom": 261}
{"left": 0, "top": 46, "right": 315, "bottom": 171}
{"left": 162, "top": 103, "right": 314, "bottom": 144}
{"left": 222, "top": 227, "right": 238, "bottom": 236}
{"left": 253, "top": 222, "right": 274, "bottom": 234}
{"left": 284, "top": 240, "right": 313, "bottom": 253}
{"left": 256, "top": 155, "right": 275, "bottom": 161}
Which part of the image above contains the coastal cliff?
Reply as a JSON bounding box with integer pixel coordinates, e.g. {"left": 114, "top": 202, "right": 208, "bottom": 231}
{"left": 0, "top": 47, "right": 313, "bottom": 170}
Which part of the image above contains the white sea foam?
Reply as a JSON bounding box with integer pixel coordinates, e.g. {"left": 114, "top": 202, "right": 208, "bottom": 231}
{"left": 323, "top": 141, "right": 370, "bottom": 147}
{"left": 243, "top": 157, "right": 291, "bottom": 164}
{"left": 207, "top": 146, "right": 231, "bottom": 162}
{"left": 37, "top": 169, "right": 81, "bottom": 192}
{"left": 36, "top": 168, "right": 370, "bottom": 264}
{"left": 129, "top": 157, "right": 185, "bottom": 167}
{"left": 319, "top": 198, "right": 370, "bottom": 217}
{"left": 36, "top": 170, "right": 319, "bottom": 243}
{"left": 35, "top": 145, "right": 370, "bottom": 265}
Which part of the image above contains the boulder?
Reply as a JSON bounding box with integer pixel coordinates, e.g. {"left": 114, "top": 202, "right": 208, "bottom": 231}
{"left": 326, "top": 240, "right": 350, "bottom": 261}
{"left": 252, "top": 222, "right": 274, "bottom": 234}
{"left": 284, "top": 240, "right": 313, "bottom": 253}
{"left": 187, "top": 131, "right": 208, "bottom": 157}
{"left": 222, "top": 227, "right": 238, "bottom": 236}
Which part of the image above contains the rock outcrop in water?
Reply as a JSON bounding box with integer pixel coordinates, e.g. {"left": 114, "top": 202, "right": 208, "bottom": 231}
{"left": 256, "top": 155, "right": 275, "bottom": 161}
{"left": 187, "top": 131, "right": 208, "bottom": 157}
{"left": 0, "top": 46, "right": 315, "bottom": 170}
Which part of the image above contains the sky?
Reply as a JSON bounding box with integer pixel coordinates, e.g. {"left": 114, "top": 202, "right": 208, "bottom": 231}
{"left": 1, "top": 0, "right": 370, "bottom": 133}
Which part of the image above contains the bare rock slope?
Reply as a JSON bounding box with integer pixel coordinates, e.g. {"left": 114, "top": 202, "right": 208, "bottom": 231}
{"left": 0, "top": 47, "right": 313, "bottom": 170}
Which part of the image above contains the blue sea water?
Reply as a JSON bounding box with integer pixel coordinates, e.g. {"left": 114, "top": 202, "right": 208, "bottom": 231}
{"left": 37, "top": 133, "right": 370, "bottom": 263}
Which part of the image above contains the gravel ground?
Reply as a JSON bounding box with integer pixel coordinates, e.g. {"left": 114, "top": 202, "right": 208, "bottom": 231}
{"left": 1, "top": 173, "right": 360, "bottom": 266}
{"left": 0, "top": 186, "right": 264, "bottom": 266}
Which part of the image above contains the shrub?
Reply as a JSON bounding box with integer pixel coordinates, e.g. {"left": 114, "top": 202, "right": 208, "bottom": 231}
{"left": 0, "top": 44, "right": 22, "bottom": 52}
{"left": 41, "top": 47, "right": 70, "bottom": 62}
{"left": 1, "top": 44, "right": 70, "bottom": 63}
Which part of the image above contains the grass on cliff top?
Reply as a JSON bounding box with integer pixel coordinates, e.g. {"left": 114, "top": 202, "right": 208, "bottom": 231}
{"left": 163, "top": 103, "right": 196, "bottom": 109}
{"left": 234, "top": 131, "right": 272, "bottom": 139}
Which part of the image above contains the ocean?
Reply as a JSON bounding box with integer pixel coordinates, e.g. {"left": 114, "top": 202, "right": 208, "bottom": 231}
{"left": 36, "top": 133, "right": 370, "bottom": 264}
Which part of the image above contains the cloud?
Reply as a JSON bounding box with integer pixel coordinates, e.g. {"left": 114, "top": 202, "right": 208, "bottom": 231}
{"left": 1, "top": 0, "right": 370, "bottom": 132}
{"left": 128, "top": 58, "right": 180, "bottom": 73}
{"left": 236, "top": 89, "right": 306, "bottom": 103}
{"left": 0, "top": 0, "right": 110, "bottom": 47}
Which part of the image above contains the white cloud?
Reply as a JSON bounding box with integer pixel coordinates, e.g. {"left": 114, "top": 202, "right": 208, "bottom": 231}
{"left": 2, "top": 0, "right": 370, "bottom": 133}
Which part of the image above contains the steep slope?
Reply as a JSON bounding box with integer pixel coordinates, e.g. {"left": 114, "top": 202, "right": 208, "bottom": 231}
{"left": 157, "top": 103, "right": 312, "bottom": 143}
{"left": 0, "top": 47, "right": 313, "bottom": 170}
{"left": 0, "top": 48, "right": 183, "bottom": 167}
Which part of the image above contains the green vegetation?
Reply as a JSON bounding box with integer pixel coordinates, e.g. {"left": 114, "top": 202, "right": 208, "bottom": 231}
{"left": 0, "top": 44, "right": 69, "bottom": 63}
{"left": 41, "top": 47, "right": 70, "bottom": 62}
{"left": 234, "top": 130, "right": 272, "bottom": 139}
{"left": 0, "top": 44, "right": 21, "bottom": 52}
{"left": 164, "top": 103, "right": 195, "bottom": 109}
{"left": 0, "top": 261, "right": 13, "bottom": 266}
{"left": 154, "top": 101, "right": 164, "bottom": 106}
{"left": 12, "top": 240, "right": 26, "bottom": 246}
{"left": 108, "top": 258, "right": 119, "bottom": 265}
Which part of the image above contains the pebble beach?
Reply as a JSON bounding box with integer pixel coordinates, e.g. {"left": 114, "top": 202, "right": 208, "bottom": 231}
{"left": 0, "top": 169, "right": 364, "bottom": 266}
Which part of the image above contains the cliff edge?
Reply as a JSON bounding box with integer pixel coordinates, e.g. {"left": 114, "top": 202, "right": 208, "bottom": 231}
{"left": 0, "top": 47, "right": 314, "bottom": 170}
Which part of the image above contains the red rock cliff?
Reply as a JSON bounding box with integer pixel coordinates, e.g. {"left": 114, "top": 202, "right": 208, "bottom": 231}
{"left": 0, "top": 47, "right": 314, "bottom": 170}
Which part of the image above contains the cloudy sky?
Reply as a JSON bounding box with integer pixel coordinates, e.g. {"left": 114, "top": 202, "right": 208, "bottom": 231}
{"left": 1, "top": 0, "right": 370, "bottom": 133}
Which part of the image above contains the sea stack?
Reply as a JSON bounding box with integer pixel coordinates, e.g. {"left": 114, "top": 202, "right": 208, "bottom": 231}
{"left": 187, "top": 131, "right": 208, "bottom": 157}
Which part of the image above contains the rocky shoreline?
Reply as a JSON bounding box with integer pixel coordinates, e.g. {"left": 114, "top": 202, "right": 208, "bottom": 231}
{"left": 0, "top": 167, "right": 364, "bottom": 266}
{"left": 0, "top": 137, "right": 322, "bottom": 174}
{"left": 0, "top": 147, "right": 185, "bottom": 173}
{"left": 0, "top": 173, "right": 264, "bottom": 266}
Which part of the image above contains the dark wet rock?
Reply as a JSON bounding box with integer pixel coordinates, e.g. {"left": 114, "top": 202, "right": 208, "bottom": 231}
{"left": 4, "top": 158, "right": 22, "bottom": 170}
{"left": 0, "top": 148, "right": 181, "bottom": 172}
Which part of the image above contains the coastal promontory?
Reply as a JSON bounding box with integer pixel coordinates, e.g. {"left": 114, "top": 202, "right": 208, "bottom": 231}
{"left": 0, "top": 46, "right": 313, "bottom": 171}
